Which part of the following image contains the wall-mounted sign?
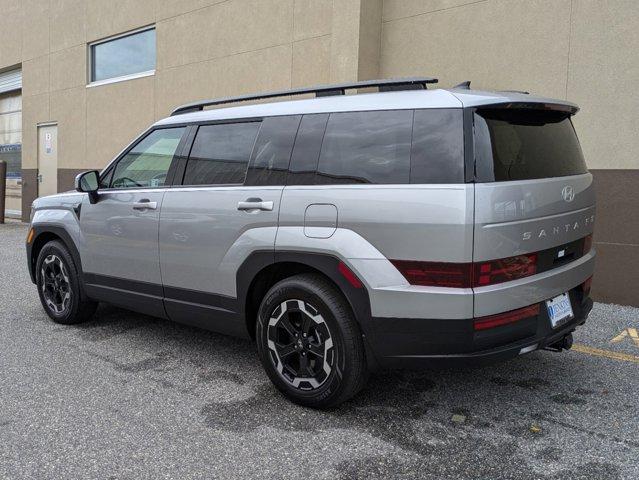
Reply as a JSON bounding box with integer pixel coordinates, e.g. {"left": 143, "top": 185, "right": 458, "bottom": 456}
{"left": 45, "top": 132, "right": 52, "bottom": 154}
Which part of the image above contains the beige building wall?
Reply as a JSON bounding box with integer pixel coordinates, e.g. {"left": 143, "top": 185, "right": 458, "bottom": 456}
{"left": 13, "top": 0, "right": 368, "bottom": 212}
{"left": 378, "top": 0, "right": 639, "bottom": 306}
{"left": 379, "top": 0, "right": 639, "bottom": 170}
{"left": 1, "top": 0, "right": 637, "bottom": 305}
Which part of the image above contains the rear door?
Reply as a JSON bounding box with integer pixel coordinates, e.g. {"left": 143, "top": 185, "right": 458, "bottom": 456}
{"left": 80, "top": 126, "right": 187, "bottom": 318}
{"left": 471, "top": 107, "right": 595, "bottom": 317}
{"left": 159, "top": 116, "right": 301, "bottom": 336}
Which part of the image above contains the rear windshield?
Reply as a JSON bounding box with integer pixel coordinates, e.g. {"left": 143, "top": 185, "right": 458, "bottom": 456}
{"left": 474, "top": 108, "right": 588, "bottom": 182}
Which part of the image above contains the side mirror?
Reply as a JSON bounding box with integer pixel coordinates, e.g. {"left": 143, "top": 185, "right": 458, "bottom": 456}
{"left": 75, "top": 170, "right": 100, "bottom": 204}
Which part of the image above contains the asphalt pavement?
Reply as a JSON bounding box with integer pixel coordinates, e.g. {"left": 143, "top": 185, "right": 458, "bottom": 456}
{"left": 1, "top": 222, "right": 638, "bottom": 479}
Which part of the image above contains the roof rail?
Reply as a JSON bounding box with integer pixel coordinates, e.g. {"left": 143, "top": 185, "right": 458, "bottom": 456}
{"left": 170, "top": 77, "right": 438, "bottom": 116}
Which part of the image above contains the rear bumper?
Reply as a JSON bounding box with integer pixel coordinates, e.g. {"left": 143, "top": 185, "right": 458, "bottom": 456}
{"left": 368, "top": 288, "right": 593, "bottom": 369}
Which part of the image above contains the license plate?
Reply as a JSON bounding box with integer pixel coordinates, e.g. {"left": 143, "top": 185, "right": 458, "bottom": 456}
{"left": 546, "top": 293, "right": 574, "bottom": 328}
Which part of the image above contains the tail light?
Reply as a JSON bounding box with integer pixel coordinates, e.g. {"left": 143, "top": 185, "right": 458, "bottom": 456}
{"left": 582, "top": 276, "right": 593, "bottom": 297}
{"left": 389, "top": 260, "right": 472, "bottom": 288}
{"left": 392, "top": 235, "right": 594, "bottom": 289}
{"left": 474, "top": 304, "right": 540, "bottom": 331}
{"left": 583, "top": 234, "right": 593, "bottom": 254}
{"left": 473, "top": 254, "right": 537, "bottom": 286}
{"left": 391, "top": 253, "right": 537, "bottom": 288}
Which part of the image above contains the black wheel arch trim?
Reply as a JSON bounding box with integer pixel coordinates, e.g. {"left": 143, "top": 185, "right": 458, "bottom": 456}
{"left": 237, "top": 250, "right": 379, "bottom": 368}
{"left": 27, "top": 226, "right": 84, "bottom": 290}
{"left": 277, "top": 251, "right": 373, "bottom": 335}
{"left": 238, "top": 251, "right": 372, "bottom": 329}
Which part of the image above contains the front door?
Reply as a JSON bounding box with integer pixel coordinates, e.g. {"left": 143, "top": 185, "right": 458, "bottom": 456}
{"left": 37, "top": 124, "right": 57, "bottom": 197}
{"left": 79, "top": 126, "right": 187, "bottom": 318}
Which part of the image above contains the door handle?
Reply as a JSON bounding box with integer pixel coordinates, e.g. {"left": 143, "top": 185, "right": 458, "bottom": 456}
{"left": 237, "top": 199, "right": 274, "bottom": 211}
{"left": 132, "top": 200, "right": 157, "bottom": 211}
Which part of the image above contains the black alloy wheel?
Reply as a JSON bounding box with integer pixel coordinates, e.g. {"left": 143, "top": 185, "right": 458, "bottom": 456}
{"left": 40, "top": 253, "right": 72, "bottom": 315}
{"left": 266, "top": 298, "right": 334, "bottom": 390}
{"left": 36, "top": 240, "right": 97, "bottom": 325}
{"left": 256, "top": 273, "right": 368, "bottom": 408}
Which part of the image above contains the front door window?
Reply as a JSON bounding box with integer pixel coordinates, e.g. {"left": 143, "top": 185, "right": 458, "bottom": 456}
{"left": 110, "top": 127, "right": 185, "bottom": 188}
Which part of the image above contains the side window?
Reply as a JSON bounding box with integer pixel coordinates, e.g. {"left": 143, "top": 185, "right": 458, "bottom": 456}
{"left": 410, "top": 109, "right": 465, "bottom": 184}
{"left": 99, "top": 167, "right": 114, "bottom": 188}
{"left": 287, "top": 114, "right": 328, "bottom": 185}
{"left": 317, "top": 110, "right": 413, "bottom": 184}
{"left": 182, "top": 122, "right": 260, "bottom": 186}
{"left": 111, "top": 127, "right": 185, "bottom": 189}
{"left": 245, "top": 115, "right": 301, "bottom": 186}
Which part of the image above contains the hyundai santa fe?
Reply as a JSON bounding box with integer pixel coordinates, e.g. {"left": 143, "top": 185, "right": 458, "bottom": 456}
{"left": 26, "top": 77, "right": 595, "bottom": 408}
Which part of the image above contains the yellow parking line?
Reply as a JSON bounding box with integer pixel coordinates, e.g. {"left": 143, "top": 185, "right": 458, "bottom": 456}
{"left": 572, "top": 343, "right": 639, "bottom": 364}
{"left": 611, "top": 328, "right": 639, "bottom": 347}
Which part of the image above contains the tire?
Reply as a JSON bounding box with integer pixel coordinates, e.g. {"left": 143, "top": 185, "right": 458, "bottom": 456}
{"left": 256, "top": 273, "right": 368, "bottom": 408}
{"left": 35, "top": 240, "right": 97, "bottom": 325}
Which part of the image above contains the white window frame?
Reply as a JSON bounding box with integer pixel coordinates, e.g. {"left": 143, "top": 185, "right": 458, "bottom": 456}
{"left": 87, "top": 25, "right": 156, "bottom": 87}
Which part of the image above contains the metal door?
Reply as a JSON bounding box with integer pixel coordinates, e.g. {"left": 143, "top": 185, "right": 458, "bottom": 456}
{"left": 37, "top": 124, "right": 57, "bottom": 197}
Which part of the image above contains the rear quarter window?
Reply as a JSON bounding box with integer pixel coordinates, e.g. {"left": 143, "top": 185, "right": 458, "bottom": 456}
{"left": 316, "top": 110, "right": 413, "bottom": 184}
{"left": 411, "top": 109, "right": 464, "bottom": 184}
{"left": 474, "top": 108, "right": 588, "bottom": 182}
{"left": 303, "top": 109, "right": 464, "bottom": 186}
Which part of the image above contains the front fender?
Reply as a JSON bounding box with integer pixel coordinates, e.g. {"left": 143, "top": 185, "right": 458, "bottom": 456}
{"left": 28, "top": 198, "right": 84, "bottom": 286}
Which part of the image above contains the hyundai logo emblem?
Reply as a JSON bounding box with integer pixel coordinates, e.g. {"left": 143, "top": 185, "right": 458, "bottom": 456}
{"left": 562, "top": 185, "right": 575, "bottom": 202}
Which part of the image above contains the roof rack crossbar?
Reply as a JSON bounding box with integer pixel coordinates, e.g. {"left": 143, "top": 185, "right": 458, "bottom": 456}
{"left": 170, "top": 77, "right": 438, "bottom": 116}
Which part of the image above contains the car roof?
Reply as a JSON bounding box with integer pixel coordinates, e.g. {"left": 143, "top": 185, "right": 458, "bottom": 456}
{"left": 154, "top": 88, "right": 578, "bottom": 127}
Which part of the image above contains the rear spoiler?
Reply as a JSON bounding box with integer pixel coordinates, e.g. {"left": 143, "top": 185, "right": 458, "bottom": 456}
{"left": 476, "top": 101, "right": 579, "bottom": 115}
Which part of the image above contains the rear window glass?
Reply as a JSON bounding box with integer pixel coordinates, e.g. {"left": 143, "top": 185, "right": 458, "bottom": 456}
{"left": 474, "top": 109, "right": 587, "bottom": 182}
{"left": 287, "top": 114, "right": 328, "bottom": 185}
{"left": 183, "top": 122, "right": 260, "bottom": 185}
{"left": 317, "top": 110, "right": 413, "bottom": 184}
{"left": 245, "top": 115, "right": 301, "bottom": 186}
{"left": 411, "top": 109, "right": 464, "bottom": 183}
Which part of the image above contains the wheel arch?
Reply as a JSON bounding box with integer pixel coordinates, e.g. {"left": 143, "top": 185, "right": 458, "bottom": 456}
{"left": 28, "top": 226, "right": 84, "bottom": 288}
{"left": 237, "top": 251, "right": 374, "bottom": 345}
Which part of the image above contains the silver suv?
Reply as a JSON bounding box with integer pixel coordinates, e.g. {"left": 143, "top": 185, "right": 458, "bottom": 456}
{"left": 26, "top": 78, "right": 595, "bottom": 408}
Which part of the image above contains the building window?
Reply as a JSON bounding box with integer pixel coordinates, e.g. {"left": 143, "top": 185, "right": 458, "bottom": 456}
{"left": 0, "top": 91, "right": 21, "bottom": 179}
{"left": 0, "top": 87, "right": 22, "bottom": 219}
{"left": 89, "top": 27, "right": 156, "bottom": 84}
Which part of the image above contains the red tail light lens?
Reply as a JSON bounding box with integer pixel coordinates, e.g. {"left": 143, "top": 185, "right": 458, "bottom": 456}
{"left": 583, "top": 234, "right": 593, "bottom": 255}
{"left": 474, "top": 304, "right": 540, "bottom": 331}
{"left": 391, "top": 254, "right": 537, "bottom": 288}
{"left": 390, "top": 260, "right": 472, "bottom": 288}
{"left": 473, "top": 253, "right": 537, "bottom": 287}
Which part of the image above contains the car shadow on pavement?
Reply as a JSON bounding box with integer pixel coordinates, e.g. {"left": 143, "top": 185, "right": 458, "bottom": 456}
{"left": 63, "top": 304, "right": 625, "bottom": 480}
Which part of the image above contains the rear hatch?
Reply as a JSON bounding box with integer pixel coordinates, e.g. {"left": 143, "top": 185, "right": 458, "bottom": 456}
{"left": 470, "top": 105, "right": 595, "bottom": 320}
